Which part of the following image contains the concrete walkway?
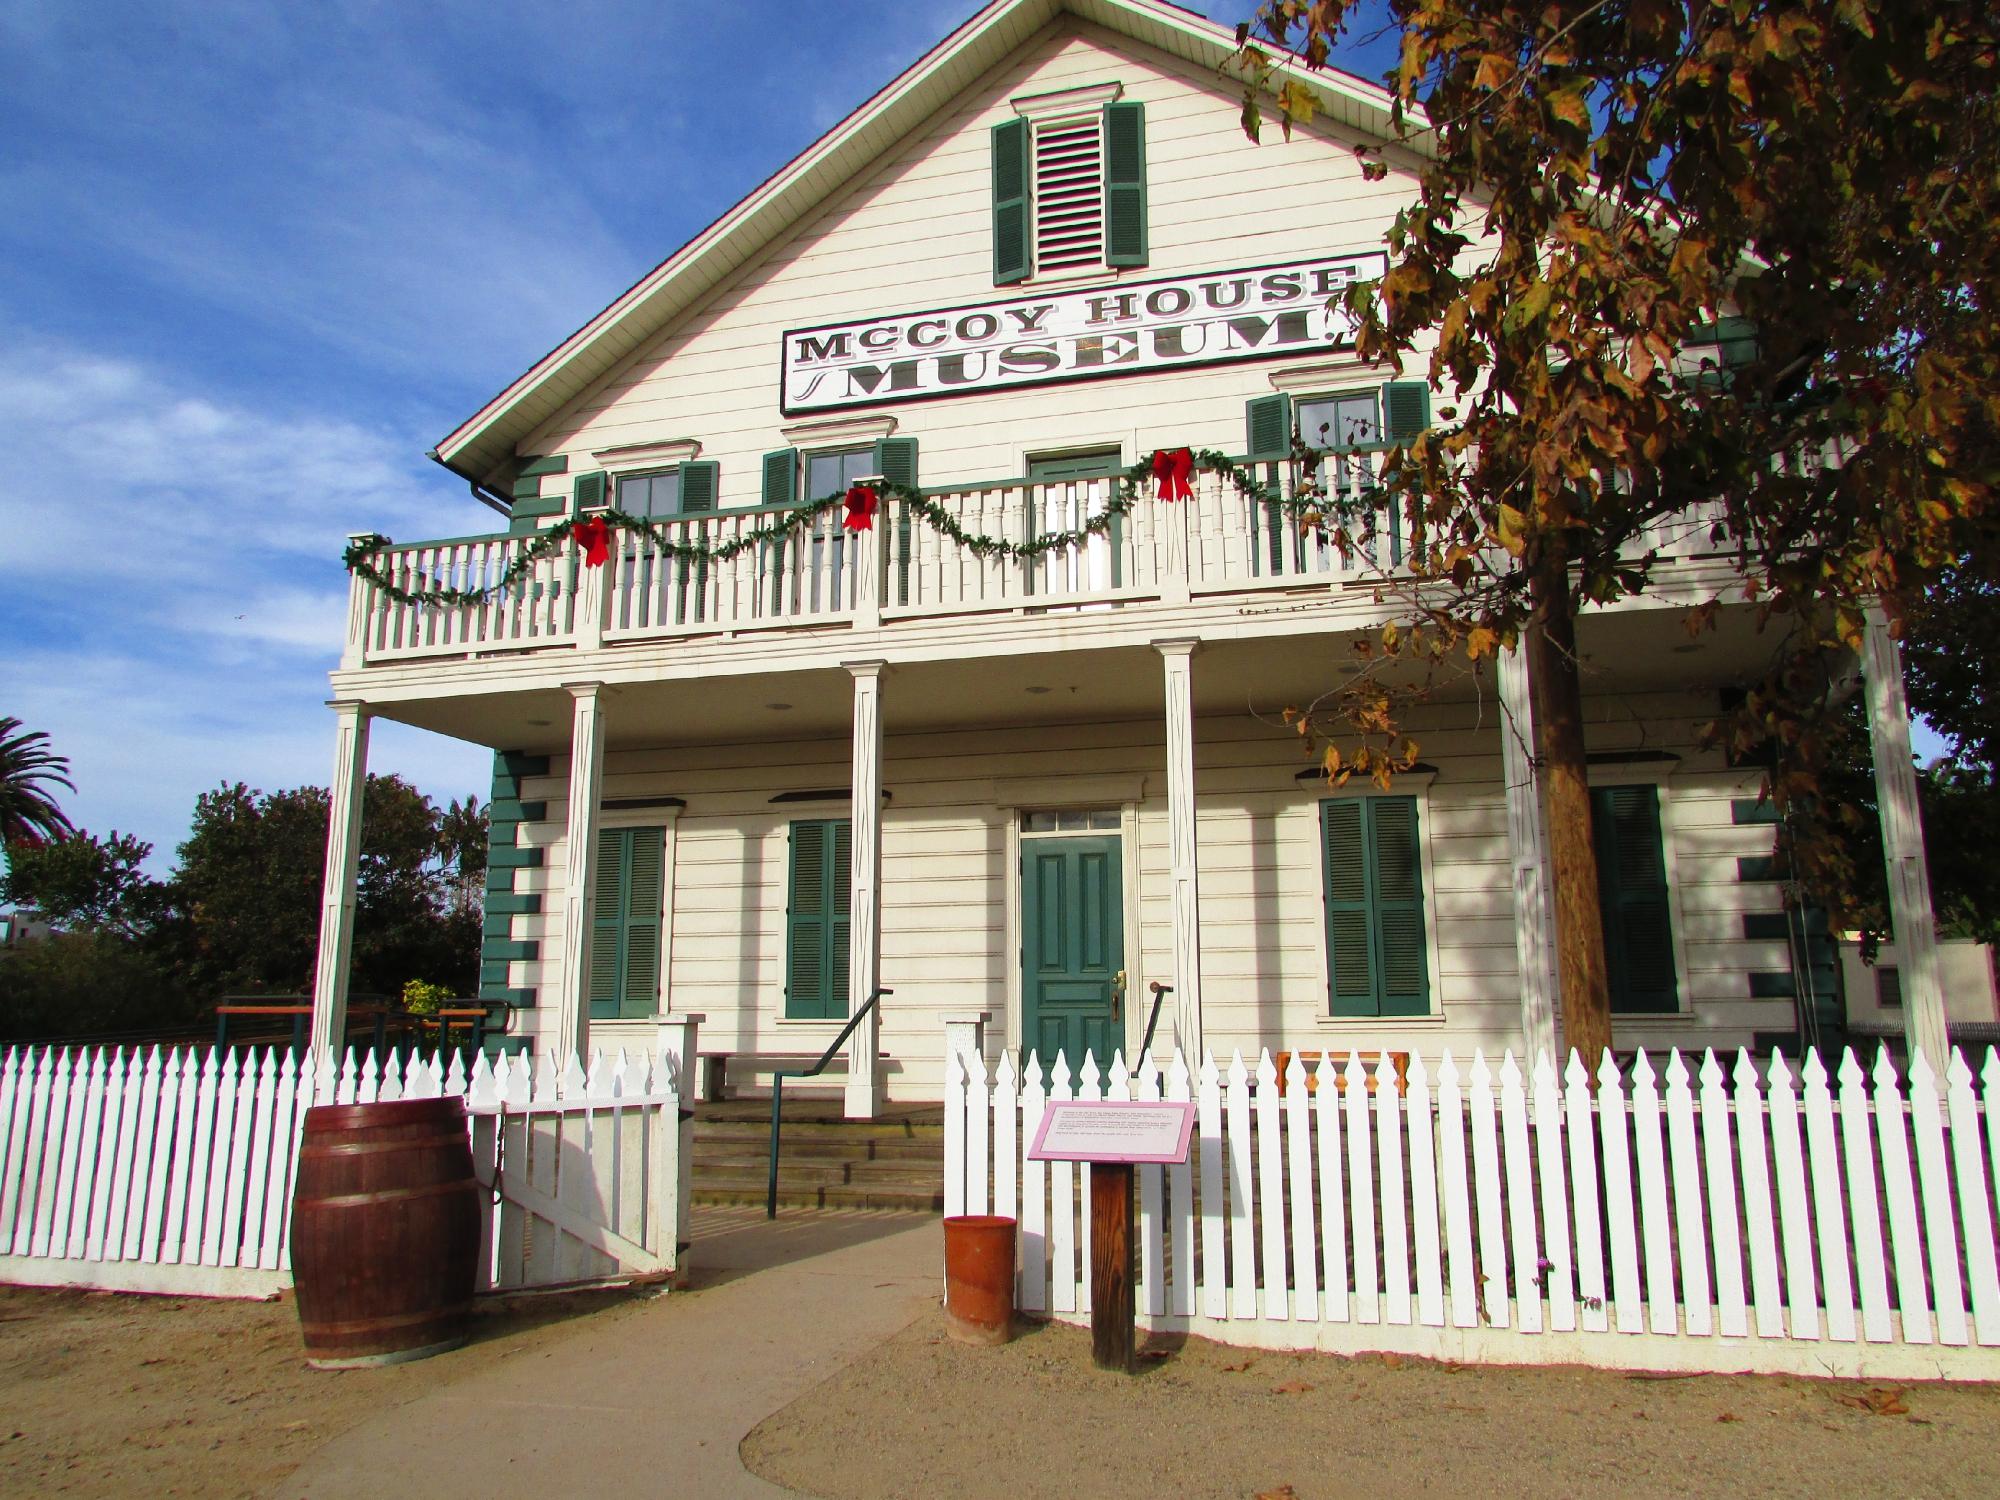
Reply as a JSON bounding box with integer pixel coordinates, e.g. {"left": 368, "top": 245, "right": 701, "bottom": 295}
{"left": 281, "top": 1208, "right": 941, "bottom": 1499}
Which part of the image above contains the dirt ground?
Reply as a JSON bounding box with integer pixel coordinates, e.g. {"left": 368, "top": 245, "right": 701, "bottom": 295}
{"left": 0, "top": 1281, "right": 653, "bottom": 1499}
{"left": 743, "top": 1313, "right": 2000, "bottom": 1500}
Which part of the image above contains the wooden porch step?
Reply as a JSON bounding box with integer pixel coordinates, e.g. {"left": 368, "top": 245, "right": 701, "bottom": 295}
{"left": 688, "top": 1100, "right": 944, "bottom": 1211}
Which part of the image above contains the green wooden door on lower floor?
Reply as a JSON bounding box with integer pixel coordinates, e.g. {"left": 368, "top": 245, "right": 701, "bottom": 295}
{"left": 1021, "top": 834, "right": 1124, "bottom": 1073}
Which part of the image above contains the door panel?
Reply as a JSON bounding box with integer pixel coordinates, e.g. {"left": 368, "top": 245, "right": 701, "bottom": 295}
{"left": 1022, "top": 834, "right": 1124, "bottom": 1075}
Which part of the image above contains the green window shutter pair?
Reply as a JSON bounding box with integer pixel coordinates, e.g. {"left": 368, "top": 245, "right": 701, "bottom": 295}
{"left": 588, "top": 827, "right": 666, "bottom": 1020}
{"left": 787, "top": 818, "right": 853, "bottom": 1020}
{"left": 990, "top": 101, "right": 1146, "bottom": 285}
{"left": 1321, "top": 796, "right": 1429, "bottom": 1017}
{"left": 1244, "top": 382, "right": 1430, "bottom": 460}
{"left": 1591, "top": 785, "right": 1678, "bottom": 1013}
{"left": 580, "top": 464, "right": 717, "bottom": 515}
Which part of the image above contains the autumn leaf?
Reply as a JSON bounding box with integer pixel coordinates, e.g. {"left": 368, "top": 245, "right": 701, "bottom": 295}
{"left": 1270, "top": 1379, "right": 1316, "bottom": 1394}
{"left": 1465, "top": 625, "right": 1498, "bottom": 661}
{"left": 1494, "top": 504, "right": 1528, "bottom": 556}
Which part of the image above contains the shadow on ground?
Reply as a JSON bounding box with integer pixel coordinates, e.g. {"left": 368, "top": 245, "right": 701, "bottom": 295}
{"left": 684, "top": 1205, "right": 942, "bottom": 1291}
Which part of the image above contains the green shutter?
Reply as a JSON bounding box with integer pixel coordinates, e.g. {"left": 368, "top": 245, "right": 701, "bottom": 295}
{"left": 1382, "top": 382, "right": 1431, "bottom": 442}
{"left": 1246, "top": 394, "right": 1292, "bottom": 461}
{"left": 1369, "top": 796, "right": 1429, "bottom": 1015}
{"left": 762, "top": 448, "right": 799, "bottom": 508}
{"left": 1321, "top": 800, "right": 1376, "bottom": 1014}
{"left": 874, "top": 438, "right": 919, "bottom": 606}
{"left": 679, "top": 460, "right": 719, "bottom": 514}
{"left": 1322, "top": 796, "right": 1429, "bottom": 1017}
{"left": 992, "top": 118, "right": 1032, "bottom": 286}
{"left": 573, "top": 470, "right": 608, "bottom": 515}
{"left": 1103, "top": 101, "right": 1147, "bottom": 268}
{"left": 872, "top": 437, "right": 919, "bottom": 488}
{"left": 1591, "top": 785, "right": 1678, "bottom": 1013}
{"left": 587, "top": 827, "right": 667, "bottom": 1020}
{"left": 788, "top": 818, "right": 851, "bottom": 1019}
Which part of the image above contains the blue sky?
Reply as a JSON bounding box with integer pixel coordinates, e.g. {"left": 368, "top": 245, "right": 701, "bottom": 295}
{"left": 23, "top": 0, "right": 1904, "bottom": 874}
{"left": 2, "top": 0, "right": 1397, "bottom": 870}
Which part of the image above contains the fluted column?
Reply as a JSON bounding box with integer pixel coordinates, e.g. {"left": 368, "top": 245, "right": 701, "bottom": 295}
{"left": 309, "top": 701, "right": 370, "bottom": 1059}
{"left": 1498, "top": 645, "right": 1559, "bottom": 1062}
{"left": 1156, "top": 638, "right": 1204, "bottom": 1056}
{"left": 845, "top": 660, "right": 887, "bottom": 1118}
{"left": 555, "top": 681, "right": 608, "bottom": 1064}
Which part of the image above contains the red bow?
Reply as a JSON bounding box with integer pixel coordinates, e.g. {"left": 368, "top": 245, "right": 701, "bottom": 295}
{"left": 573, "top": 516, "right": 610, "bottom": 567}
{"left": 1151, "top": 447, "right": 1194, "bottom": 501}
{"left": 842, "top": 484, "right": 879, "bottom": 532}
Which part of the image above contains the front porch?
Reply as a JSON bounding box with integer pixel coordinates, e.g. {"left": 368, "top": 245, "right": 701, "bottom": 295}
{"left": 305, "top": 593, "right": 1957, "bottom": 1114}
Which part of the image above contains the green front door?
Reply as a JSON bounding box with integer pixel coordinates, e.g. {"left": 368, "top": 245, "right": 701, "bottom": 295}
{"left": 1021, "top": 834, "right": 1124, "bottom": 1071}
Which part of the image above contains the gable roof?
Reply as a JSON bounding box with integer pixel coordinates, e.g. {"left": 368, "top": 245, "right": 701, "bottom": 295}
{"left": 432, "top": 0, "right": 1414, "bottom": 486}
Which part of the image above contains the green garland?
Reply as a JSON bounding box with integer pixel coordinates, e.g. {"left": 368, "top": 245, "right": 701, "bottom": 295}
{"left": 344, "top": 448, "right": 1346, "bottom": 610}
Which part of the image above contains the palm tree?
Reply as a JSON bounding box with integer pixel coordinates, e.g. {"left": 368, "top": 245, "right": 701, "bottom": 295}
{"left": 0, "top": 717, "right": 77, "bottom": 851}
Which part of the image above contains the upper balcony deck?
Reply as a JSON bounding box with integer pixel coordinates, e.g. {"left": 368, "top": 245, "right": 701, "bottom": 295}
{"left": 339, "top": 452, "right": 1736, "bottom": 694}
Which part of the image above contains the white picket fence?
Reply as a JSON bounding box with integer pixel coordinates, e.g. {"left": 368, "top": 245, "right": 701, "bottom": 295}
{"left": 945, "top": 1041, "right": 2000, "bottom": 1380}
{"left": 0, "top": 1045, "right": 688, "bottom": 1299}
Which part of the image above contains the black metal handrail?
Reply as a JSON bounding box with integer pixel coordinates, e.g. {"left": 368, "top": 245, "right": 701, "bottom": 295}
{"left": 1139, "top": 981, "right": 1172, "bottom": 1061}
{"left": 767, "top": 988, "right": 891, "bottom": 1218}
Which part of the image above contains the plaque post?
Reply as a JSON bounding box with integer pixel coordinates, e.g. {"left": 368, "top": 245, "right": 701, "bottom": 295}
{"left": 1090, "top": 1160, "right": 1136, "bottom": 1372}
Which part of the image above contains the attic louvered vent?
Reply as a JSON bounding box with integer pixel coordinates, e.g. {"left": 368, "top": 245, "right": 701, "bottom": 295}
{"left": 1032, "top": 115, "right": 1105, "bottom": 272}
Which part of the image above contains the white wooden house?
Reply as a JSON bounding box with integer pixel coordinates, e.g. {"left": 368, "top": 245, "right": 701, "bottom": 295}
{"left": 311, "top": 0, "right": 1950, "bottom": 1115}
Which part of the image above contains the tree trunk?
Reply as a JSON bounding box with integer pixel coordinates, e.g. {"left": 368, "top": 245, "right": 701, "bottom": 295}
{"left": 1529, "top": 542, "right": 1614, "bottom": 1067}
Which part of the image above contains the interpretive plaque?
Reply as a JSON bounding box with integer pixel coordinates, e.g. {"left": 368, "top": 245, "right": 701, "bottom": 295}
{"left": 1027, "top": 1100, "right": 1195, "bottom": 1166}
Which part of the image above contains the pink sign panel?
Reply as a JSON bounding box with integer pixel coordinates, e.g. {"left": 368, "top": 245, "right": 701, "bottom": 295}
{"left": 1026, "top": 1100, "right": 1197, "bottom": 1165}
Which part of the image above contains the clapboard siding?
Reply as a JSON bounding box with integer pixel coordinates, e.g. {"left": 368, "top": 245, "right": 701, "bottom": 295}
{"left": 521, "top": 20, "right": 1441, "bottom": 505}
{"left": 497, "top": 686, "right": 1780, "bottom": 1098}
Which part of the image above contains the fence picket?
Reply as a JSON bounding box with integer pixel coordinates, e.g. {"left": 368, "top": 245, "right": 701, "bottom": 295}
{"left": 1020, "top": 1053, "right": 1048, "bottom": 1314}
{"left": 1435, "top": 1053, "right": 1475, "bottom": 1329}
{"left": 1498, "top": 1053, "right": 1541, "bottom": 1333}
{"left": 84, "top": 1050, "right": 129, "bottom": 1262}
{"left": 1166, "top": 1051, "right": 1195, "bottom": 1319}
{"left": 48, "top": 1051, "right": 93, "bottom": 1260}
{"left": 1532, "top": 1052, "right": 1575, "bottom": 1332}
{"left": 218, "top": 1048, "right": 261, "bottom": 1268}
{"left": 1596, "top": 1051, "right": 1644, "bottom": 1334}
{"left": 124, "top": 1049, "right": 167, "bottom": 1262}
{"left": 993, "top": 1053, "right": 1019, "bottom": 1231}
{"left": 1283, "top": 1053, "right": 1319, "bottom": 1323}
{"left": 1077, "top": 1052, "right": 1102, "bottom": 1316}
{"left": 1378, "top": 1053, "right": 1411, "bottom": 1326}
{"left": 1198, "top": 1052, "right": 1225, "bottom": 1319}
{"left": 1405, "top": 1054, "right": 1443, "bottom": 1328}
{"left": 1802, "top": 1051, "right": 1858, "bottom": 1341}
{"left": 1663, "top": 1052, "right": 1712, "bottom": 1337}
{"left": 1468, "top": 1051, "right": 1508, "bottom": 1329}
{"left": 1837, "top": 1050, "right": 1894, "bottom": 1342}
{"left": 1869, "top": 1049, "right": 1930, "bottom": 1344}
{"left": 1344, "top": 1052, "right": 1379, "bottom": 1324}
{"left": 1696, "top": 1052, "right": 1748, "bottom": 1338}
{"left": 1227, "top": 1052, "right": 1258, "bottom": 1321}
{"left": 943, "top": 1046, "right": 965, "bottom": 1219}
{"left": 1135, "top": 1053, "right": 1165, "bottom": 1319}
{"left": 966, "top": 1050, "right": 990, "bottom": 1219}
{"left": 1629, "top": 1051, "right": 1678, "bottom": 1334}
{"left": 1314, "top": 1053, "right": 1348, "bottom": 1324}
{"left": 1948, "top": 1053, "right": 2000, "bottom": 1345}
{"left": 0, "top": 1051, "right": 20, "bottom": 1239}
{"left": 1049, "top": 1053, "right": 1077, "bottom": 1315}
{"left": 1909, "top": 1053, "right": 1967, "bottom": 1346}
{"left": 1562, "top": 1053, "right": 1606, "bottom": 1333}
{"left": 1722, "top": 1051, "right": 1780, "bottom": 1339}
{"left": 1254, "top": 1052, "right": 1288, "bottom": 1321}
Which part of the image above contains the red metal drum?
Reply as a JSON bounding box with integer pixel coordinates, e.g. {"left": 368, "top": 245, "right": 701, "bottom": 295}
{"left": 290, "top": 1095, "right": 482, "bottom": 1369}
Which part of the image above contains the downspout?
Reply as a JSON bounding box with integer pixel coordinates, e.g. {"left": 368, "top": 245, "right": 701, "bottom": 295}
{"left": 426, "top": 448, "right": 513, "bottom": 520}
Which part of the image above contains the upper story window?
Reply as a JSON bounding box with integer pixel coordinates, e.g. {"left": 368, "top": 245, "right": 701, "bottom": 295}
{"left": 1244, "top": 384, "right": 1432, "bottom": 463}
{"left": 575, "top": 460, "right": 717, "bottom": 517}
{"left": 761, "top": 438, "right": 920, "bottom": 506}
{"left": 993, "top": 87, "right": 1147, "bottom": 286}
{"left": 1296, "top": 392, "right": 1381, "bottom": 453}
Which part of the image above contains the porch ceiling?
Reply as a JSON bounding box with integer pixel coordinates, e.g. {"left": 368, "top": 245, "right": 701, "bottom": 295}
{"left": 363, "top": 599, "right": 1800, "bottom": 757}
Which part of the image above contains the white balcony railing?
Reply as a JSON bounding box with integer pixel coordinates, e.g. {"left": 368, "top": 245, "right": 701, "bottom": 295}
{"left": 342, "top": 453, "right": 1735, "bottom": 668}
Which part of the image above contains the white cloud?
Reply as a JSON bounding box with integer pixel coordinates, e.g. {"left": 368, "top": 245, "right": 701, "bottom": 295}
{"left": 0, "top": 332, "right": 493, "bottom": 867}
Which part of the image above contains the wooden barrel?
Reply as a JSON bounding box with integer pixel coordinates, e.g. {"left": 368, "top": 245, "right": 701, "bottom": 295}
{"left": 290, "top": 1095, "right": 482, "bottom": 1369}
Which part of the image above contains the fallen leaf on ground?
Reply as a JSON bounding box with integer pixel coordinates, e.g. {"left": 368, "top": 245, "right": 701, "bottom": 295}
{"left": 1716, "top": 1412, "right": 1742, "bottom": 1423}
{"left": 1271, "top": 1380, "right": 1315, "bottom": 1395}
{"left": 1255, "top": 1488, "right": 1298, "bottom": 1500}
{"left": 1220, "top": 1359, "right": 1256, "bottom": 1373}
{"left": 1139, "top": 1349, "right": 1171, "bottom": 1361}
{"left": 1380, "top": 1352, "right": 1403, "bottom": 1369}
{"left": 1837, "top": 1387, "right": 1910, "bottom": 1416}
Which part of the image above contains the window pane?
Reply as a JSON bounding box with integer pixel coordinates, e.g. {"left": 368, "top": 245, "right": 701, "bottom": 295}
{"left": 1023, "top": 811, "right": 1057, "bottom": 832}
{"left": 617, "top": 472, "right": 680, "bottom": 518}
{"left": 1089, "top": 809, "right": 1120, "bottom": 830}
{"left": 1297, "top": 395, "right": 1380, "bottom": 452}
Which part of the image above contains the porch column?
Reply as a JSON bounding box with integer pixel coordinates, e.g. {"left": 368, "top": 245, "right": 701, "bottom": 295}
{"left": 556, "top": 681, "right": 608, "bottom": 1066}
{"left": 308, "top": 701, "right": 370, "bottom": 1061}
{"left": 845, "top": 660, "right": 887, "bottom": 1119}
{"left": 1156, "top": 638, "right": 1204, "bottom": 1056}
{"left": 1862, "top": 612, "right": 1948, "bottom": 1066}
{"left": 1498, "top": 645, "right": 1560, "bottom": 1063}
